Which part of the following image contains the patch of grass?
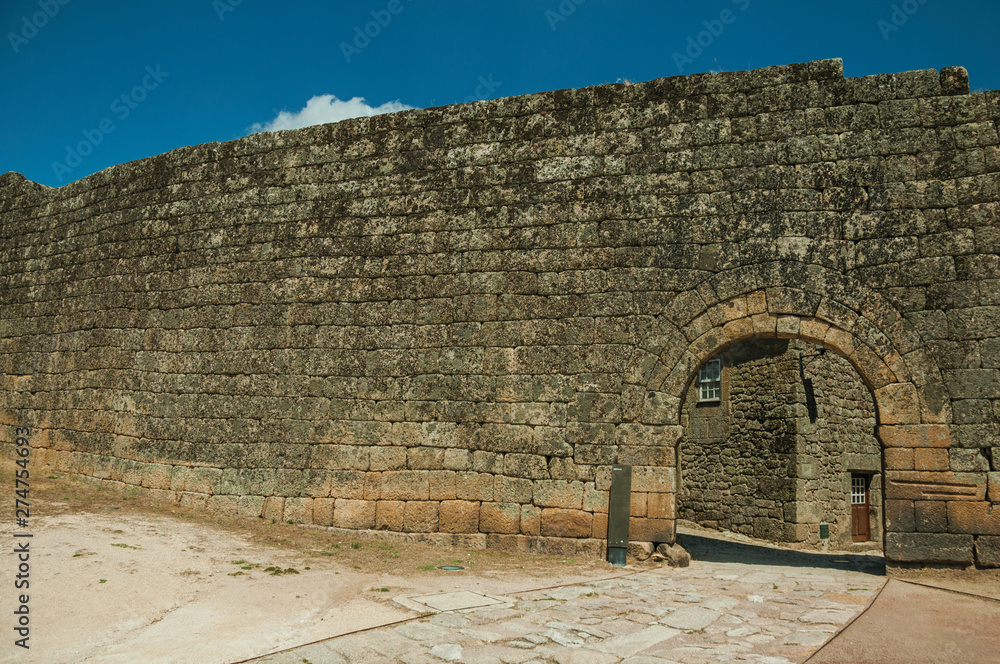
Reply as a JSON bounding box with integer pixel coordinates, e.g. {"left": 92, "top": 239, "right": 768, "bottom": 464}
{"left": 264, "top": 566, "right": 299, "bottom": 576}
{"left": 417, "top": 564, "right": 435, "bottom": 570}
{"left": 378, "top": 544, "right": 394, "bottom": 551}
{"left": 228, "top": 571, "right": 245, "bottom": 577}
{"left": 230, "top": 560, "right": 260, "bottom": 571}
{"left": 352, "top": 565, "right": 361, "bottom": 570}
{"left": 373, "top": 587, "right": 390, "bottom": 592}
{"left": 350, "top": 542, "right": 362, "bottom": 549}
{"left": 98, "top": 579, "right": 107, "bottom": 584}
{"left": 110, "top": 543, "right": 139, "bottom": 549}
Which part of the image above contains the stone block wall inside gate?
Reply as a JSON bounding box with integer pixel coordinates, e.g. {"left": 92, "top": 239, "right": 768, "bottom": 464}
{"left": 679, "top": 338, "right": 882, "bottom": 549}
{"left": 2, "top": 59, "right": 1000, "bottom": 565}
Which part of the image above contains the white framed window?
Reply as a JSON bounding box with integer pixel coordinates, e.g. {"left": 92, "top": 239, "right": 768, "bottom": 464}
{"left": 851, "top": 475, "right": 868, "bottom": 505}
{"left": 697, "top": 359, "right": 721, "bottom": 402}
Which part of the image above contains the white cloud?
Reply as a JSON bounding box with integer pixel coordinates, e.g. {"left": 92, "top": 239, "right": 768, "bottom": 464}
{"left": 248, "top": 94, "right": 414, "bottom": 133}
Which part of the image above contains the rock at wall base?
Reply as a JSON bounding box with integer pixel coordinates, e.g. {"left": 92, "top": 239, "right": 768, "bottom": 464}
{"left": 627, "top": 541, "right": 654, "bottom": 561}
{"left": 655, "top": 542, "right": 691, "bottom": 567}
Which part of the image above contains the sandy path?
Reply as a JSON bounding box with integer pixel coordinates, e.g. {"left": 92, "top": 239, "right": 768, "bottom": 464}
{"left": 1, "top": 510, "right": 610, "bottom": 664}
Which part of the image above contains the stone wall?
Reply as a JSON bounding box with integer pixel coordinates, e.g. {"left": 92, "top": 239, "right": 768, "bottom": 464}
{"left": 798, "top": 342, "right": 882, "bottom": 548}
{"left": 2, "top": 59, "right": 999, "bottom": 564}
{"left": 679, "top": 339, "right": 881, "bottom": 549}
{"left": 680, "top": 340, "right": 799, "bottom": 541}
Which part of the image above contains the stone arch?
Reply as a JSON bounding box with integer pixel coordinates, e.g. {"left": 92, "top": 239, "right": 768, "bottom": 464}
{"left": 622, "top": 263, "right": 952, "bottom": 430}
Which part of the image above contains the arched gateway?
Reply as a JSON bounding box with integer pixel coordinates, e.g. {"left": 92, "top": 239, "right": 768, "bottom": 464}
{"left": 2, "top": 59, "right": 998, "bottom": 567}
{"left": 625, "top": 272, "right": 975, "bottom": 565}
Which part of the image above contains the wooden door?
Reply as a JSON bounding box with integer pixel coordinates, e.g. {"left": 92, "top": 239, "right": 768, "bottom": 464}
{"left": 851, "top": 474, "right": 870, "bottom": 542}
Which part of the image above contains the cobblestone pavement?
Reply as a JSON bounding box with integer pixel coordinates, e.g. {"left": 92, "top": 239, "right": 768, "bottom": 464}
{"left": 249, "top": 532, "right": 886, "bottom": 664}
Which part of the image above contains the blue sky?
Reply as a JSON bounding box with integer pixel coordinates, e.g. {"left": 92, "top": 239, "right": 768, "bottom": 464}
{"left": 2, "top": 0, "right": 998, "bottom": 188}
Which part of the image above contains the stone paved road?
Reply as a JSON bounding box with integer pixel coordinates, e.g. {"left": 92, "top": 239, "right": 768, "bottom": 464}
{"left": 248, "top": 531, "right": 885, "bottom": 664}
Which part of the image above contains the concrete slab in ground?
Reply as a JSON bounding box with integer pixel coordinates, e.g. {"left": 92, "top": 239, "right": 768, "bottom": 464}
{"left": 809, "top": 579, "right": 1000, "bottom": 664}
{"left": 404, "top": 590, "right": 506, "bottom": 611}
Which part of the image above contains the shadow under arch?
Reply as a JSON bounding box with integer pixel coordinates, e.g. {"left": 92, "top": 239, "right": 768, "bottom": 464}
{"left": 677, "top": 531, "right": 886, "bottom": 576}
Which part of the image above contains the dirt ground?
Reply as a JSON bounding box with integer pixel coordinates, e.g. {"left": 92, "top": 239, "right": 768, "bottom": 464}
{"left": 0, "top": 464, "right": 627, "bottom": 664}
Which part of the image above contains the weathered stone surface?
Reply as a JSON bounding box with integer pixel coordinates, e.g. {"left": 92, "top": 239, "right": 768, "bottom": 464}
{"left": 629, "top": 517, "right": 675, "bottom": 543}
{"left": 237, "top": 495, "right": 265, "bottom": 518}
{"left": 5, "top": 59, "right": 1000, "bottom": 567}
{"left": 403, "top": 501, "right": 439, "bottom": 533}
{"left": 494, "top": 475, "right": 533, "bottom": 503}
{"left": 262, "top": 496, "right": 284, "bottom": 522}
{"left": 662, "top": 606, "right": 721, "bottom": 630}
{"left": 592, "top": 625, "right": 681, "bottom": 656}
{"left": 455, "top": 471, "right": 494, "bottom": 502}
{"left": 380, "top": 471, "right": 429, "bottom": 501}
{"left": 282, "top": 497, "right": 312, "bottom": 524}
{"left": 947, "top": 501, "right": 1000, "bottom": 535}
{"left": 439, "top": 500, "right": 480, "bottom": 533}
{"left": 541, "top": 508, "right": 592, "bottom": 538}
{"left": 626, "top": 541, "right": 654, "bottom": 561}
{"left": 879, "top": 425, "right": 951, "bottom": 448}
{"left": 376, "top": 500, "right": 404, "bottom": 531}
{"left": 334, "top": 499, "right": 376, "bottom": 530}
{"left": 520, "top": 504, "right": 541, "bottom": 536}
{"left": 886, "top": 499, "right": 916, "bottom": 532}
{"left": 479, "top": 502, "right": 520, "bottom": 534}
{"left": 533, "top": 479, "right": 585, "bottom": 509}
{"left": 975, "top": 535, "right": 1000, "bottom": 567}
{"left": 885, "top": 532, "right": 974, "bottom": 564}
{"left": 312, "top": 497, "right": 334, "bottom": 526}
{"left": 655, "top": 542, "right": 691, "bottom": 567}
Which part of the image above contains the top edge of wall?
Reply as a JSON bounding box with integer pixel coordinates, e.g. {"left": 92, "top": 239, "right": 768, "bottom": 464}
{"left": 0, "top": 58, "right": 980, "bottom": 207}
